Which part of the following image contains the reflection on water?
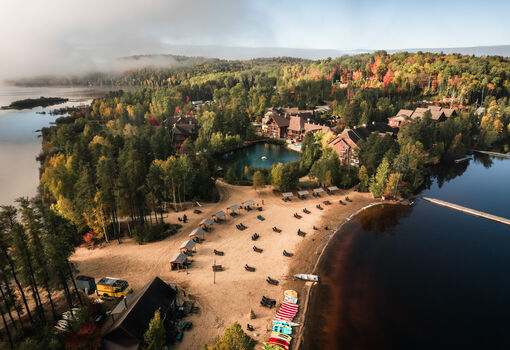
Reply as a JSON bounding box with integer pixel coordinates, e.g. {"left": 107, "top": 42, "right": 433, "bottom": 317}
{"left": 305, "top": 157, "right": 510, "bottom": 350}
{"left": 218, "top": 143, "right": 300, "bottom": 177}
{"left": 0, "top": 86, "right": 103, "bottom": 205}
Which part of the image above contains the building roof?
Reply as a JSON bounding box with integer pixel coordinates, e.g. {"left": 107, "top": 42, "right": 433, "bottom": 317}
{"left": 243, "top": 200, "right": 255, "bottom": 206}
{"left": 442, "top": 108, "right": 456, "bottom": 118}
{"left": 170, "top": 252, "right": 188, "bottom": 264}
{"left": 228, "top": 204, "right": 241, "bottom": 211}
{"left": 288, "top": 116, "right": 306, "bottom": 132}
{"left": 173, "top": 124, "right": 197, "bottom": 137}
{"left": 304, "top": 123, "right": 333, "bottom": 134}
{"left": 179, "top": 240, "right": 196, "bottom": 251}
{"left": 327, "top": 186, "right": 340, "bottom": 191}
{"left": 214, "top": 210, "right": 226, "bottom": 218}
{"left": 313, "top": 188, "right": 324, "bottom": 193}
{"left": 297, "top": 190, "right": 309, "bottom": 196}
{"left": 189, "top": 228, "right": 205, "bottom": 238}
{"left": 282, "top": 192, "right": 294, "bottom": 198}
{"left": 102, "top": 277, "right": 177, "bottom": 345}
{"left": 396, "top": 109, "right": 414, "bottom": 118}
{"left": 200, "top": 218, "right": 213, "bottom": 226}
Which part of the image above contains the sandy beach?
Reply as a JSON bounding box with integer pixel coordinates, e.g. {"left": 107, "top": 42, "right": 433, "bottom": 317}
{"left": 71, "top": 180, "right": 378, "bottom": 349}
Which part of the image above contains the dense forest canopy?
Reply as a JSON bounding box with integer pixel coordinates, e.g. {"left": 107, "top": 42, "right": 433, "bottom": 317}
{"left": 36, "top": 51, "right": 510, "bottom": 243}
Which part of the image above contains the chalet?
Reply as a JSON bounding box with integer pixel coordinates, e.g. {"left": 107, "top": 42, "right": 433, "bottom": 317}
{"left": 101, "top": 277, "right": 177, "bottom": 350}
{"left": 287, "top": 115, "right": 334, "bottom": 140}
{"left": 165, "top": 115, "right": 198, "bottom": 150}
{"left": 329, "top": 122, "right": 395, "bottom": 166}
{"left": 388, "top": 106, "right": 456, "bottom": 128}
{"left": 262, "top": 107, "right": 315, "bottom": 138}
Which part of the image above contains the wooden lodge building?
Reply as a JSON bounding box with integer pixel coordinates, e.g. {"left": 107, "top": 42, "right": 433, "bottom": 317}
{"left": 164, "top": 115, "right": 198, "bottom": 151}
{"left": 101, "top": 277, "right": 178, "bottom": 350}
{"left": 388, "top": 106, "right": 456, "bottom": 128}
{"left": 262, "top": 107, "right": 332, "bottom": 140}
{"left": 328, "top": 122, "right": 396, "bottom": 166}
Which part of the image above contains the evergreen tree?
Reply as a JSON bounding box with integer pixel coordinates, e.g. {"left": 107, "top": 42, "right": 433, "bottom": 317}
{"left": 143, "top": 310, "right": 166, "bottom": 350}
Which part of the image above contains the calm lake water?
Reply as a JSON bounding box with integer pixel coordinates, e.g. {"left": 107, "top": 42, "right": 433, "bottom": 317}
{"left": 305, "top": 155, "right": 510, "bottom": 350}
{"left": 0, "top": 86, "right": 104, "bottom": 205}
{"left": 218, "top": 142, "right": 300, "bottom": 177}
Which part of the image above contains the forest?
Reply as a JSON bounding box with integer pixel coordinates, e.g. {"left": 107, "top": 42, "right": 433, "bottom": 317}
{"left": 1, "top": 51, "right": 510, "bottom": 348}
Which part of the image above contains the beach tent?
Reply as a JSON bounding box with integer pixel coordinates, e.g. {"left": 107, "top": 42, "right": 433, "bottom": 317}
{"left": 199, "top": 218, "right": 213, "bottom": 229}
{"left": 228, "top": 204, "right": 241, "bottom": 212}
{"left": 327, "top": 186, "right": 339, "bottom": 194}
{"left": 297, "top": 190, "right": 309, "bottom": 199}
{"left": 170, "top": 252, "right": 188, "bottom": 270}
{"left": 213, "top": 211, "right": 227, "bottom": 221}
{"left": 189, "top": 227, "right": 205, "bottom": 242}
{"left": 179, "top": 240, "right": 196, "bottom": 253}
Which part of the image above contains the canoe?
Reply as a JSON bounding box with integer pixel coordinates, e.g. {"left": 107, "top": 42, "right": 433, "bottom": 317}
{"left": 268, "top": 338, "right": 290, "bottom": 349}
{"left": 271, "top": 332, "right": 292, "bottom": 342}
{"left": 273, "top": 320, "right": 300, "bottom": 327}
{"left": 272, "top": 324, "right": 292, "bottom": 335}
{"left": 294, "top": 273, "right": 319, "bottom": 282}
{"left": 266, "top": 341, "right": 289, "bottom": 350}
{"left": 263, "top": 342, "right": 285, "bottom": 350}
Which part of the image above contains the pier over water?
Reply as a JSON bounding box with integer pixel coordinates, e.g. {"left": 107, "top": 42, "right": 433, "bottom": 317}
{"left": 422, "top": 197, "right": 510, "bottom": 226}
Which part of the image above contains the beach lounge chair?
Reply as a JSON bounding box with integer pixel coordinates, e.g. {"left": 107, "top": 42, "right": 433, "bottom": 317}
{"left": 323, "top": 200, "right": 331, "bottom": 205}
{"left": 303, "top": 208, "right": 311, "bottom": 214}
{"left": 247, "top": 324, "right": 254, "bottom": 331}
{"left": 339, "top": 199, "right": 345, "bottom": 205}
{"left": 214, "top": 249, "right": 224, "bottom": 256}
{"left": 253, "top": 246, "right": 263, "bottom": 253}
{"left": 212, "top": 265, "right": 223, "bottom": 272}
{"left": 316, "top": 204, "right": 323, "bottom": 210}
{"left": 245, "top": 264, "right": 256, "bottom": 272}
{"left": 283, "top": 250, "right": 293, "bottom": 257}
{"left": 297, "top": 229, "right": 306, "bottom": 237}
{"left": 345, "top": 196, "right": 352, "bottom": 202}
{"left": 266, "top": 277, "right": 279, "bottom": 285}
{"left": 313, "top": 225, "right": 318, "bottom": 230}
{"left": 257, "top": 206, "right": 263, "bottom": 211}
{"left": 194, "top": 209, "right": 202, "bottom": 214}
{"left": 257, "top": 215, "right": 265, "bottom": 221}
{"left": 293, "top": 213, "right": 302, "bottom": 219}
{"left": 272, "top": 227, "right": 282, "bottom": 233}
{"left": 251, "top": 233, "right": 259, "bottom": 241}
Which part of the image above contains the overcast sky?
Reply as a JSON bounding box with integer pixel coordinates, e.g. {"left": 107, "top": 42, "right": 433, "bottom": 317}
{"left": 0, "top": 0, "right": 509, "bottom": 78}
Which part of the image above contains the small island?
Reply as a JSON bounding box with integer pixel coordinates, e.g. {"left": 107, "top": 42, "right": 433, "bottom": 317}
{"left": 1, "top": 96, "right": 68, "bottom": 110}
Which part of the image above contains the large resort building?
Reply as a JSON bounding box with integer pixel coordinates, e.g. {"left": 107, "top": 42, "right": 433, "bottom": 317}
{"left": 262, "top": 107, "right": 332, "bottom": 140}
{"left": 328, "top": 122, "right": 396, "bottom": 166}
{"left": 388, "top": 106, "right": 456, "bottom": 128}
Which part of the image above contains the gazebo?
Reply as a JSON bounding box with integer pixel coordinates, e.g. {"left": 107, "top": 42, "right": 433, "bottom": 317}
{"left": 212, "top": 211, "right": 227, "bottom": 222}
{"left": 327, "top": 186, "right": 340, "bottom": 195}
{"left": 242, "top": 200, "right": 255, "bottom": 209}
{"left": 179, "top": 240, "right": 196, "bottom": 254}
{"left": 170, "top": 252, "right": 188, "bottom": 270}
{"left": 227, "top": 204, "right": 241, "bottom": 212}
{"left": 199, "top": 218, "right": 213, "bottom": 230}
{"left": 282, "top": 192, "right": 294, "bottom": 202}
{"left": 297, "top": 190, "right": 309, "bottom": 199}
{"left": 189, "top": 228, "right": 205, "bottom": 242}
{"left": 312, "top": 188, "right": 324, "bottom": 197}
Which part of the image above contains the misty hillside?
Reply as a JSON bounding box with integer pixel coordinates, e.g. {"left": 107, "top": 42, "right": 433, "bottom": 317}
{"left": 6, "top": 44, "right": 510, "bottom": 88}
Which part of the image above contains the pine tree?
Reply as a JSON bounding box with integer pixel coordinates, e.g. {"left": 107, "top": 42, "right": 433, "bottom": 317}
{"left": 143, "top": 310, "right": 165, "bottom": 350}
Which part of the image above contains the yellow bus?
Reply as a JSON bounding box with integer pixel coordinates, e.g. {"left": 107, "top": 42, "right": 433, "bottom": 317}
{"left": 96, "top": 277, "right": 130, "bottom": 298}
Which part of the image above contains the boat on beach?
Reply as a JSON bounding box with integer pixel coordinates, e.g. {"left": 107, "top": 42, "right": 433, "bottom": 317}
{"left": 294, "top": 273, "right": 319, "bottom": 282}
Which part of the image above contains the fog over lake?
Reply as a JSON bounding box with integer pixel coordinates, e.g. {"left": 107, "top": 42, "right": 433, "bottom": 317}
{"left": 0, "top": 86, "right": 100, "bottom": 205}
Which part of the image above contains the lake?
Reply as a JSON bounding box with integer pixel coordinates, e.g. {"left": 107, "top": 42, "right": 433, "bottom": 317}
{"left": 0, "top": 86, "right": 104, "bottom": 205}
{"left": 218, "top": 142, "right": 300, "bottom": 177}
{"left": 304, "top": 155, "right": 510, "bottom": 350}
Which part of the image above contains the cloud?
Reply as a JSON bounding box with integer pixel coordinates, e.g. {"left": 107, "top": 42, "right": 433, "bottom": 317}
{"left": 0, "top": 0, "right": 271, "bottom": 79}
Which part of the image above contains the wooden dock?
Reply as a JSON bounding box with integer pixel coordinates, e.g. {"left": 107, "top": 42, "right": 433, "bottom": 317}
{"left": 473, "top": 150, "right": 510, "bottom": 159}
{"left": 422, "top": 197, "right": 510, "bottom": 226}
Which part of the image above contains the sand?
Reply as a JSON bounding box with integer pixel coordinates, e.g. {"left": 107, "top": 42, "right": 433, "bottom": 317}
{"left": 70, "top": 181, "right": 378, "bottom": 349}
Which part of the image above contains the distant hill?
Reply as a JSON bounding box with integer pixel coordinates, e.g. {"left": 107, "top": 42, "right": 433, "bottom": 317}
{"left": 151, "top": 44, "right": 510, "bottom": 60}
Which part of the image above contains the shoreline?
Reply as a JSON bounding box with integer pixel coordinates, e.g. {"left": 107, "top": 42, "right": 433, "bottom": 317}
{"left": 69, "top": 182, "right": 387, "bottom": 348}
{"left": 290, "top": 200, "right": 406, "bottom": 349}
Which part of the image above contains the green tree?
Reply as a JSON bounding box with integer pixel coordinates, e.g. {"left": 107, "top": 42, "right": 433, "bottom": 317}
{"left": 358, "top": 165, "right": 370, "bottom": 192}
{"left": 270, "top": 163, "right": 283, "bottom": 191}
{"left": 252, "top": 171, "right": 266, "bottom": 191}
{"left": 369, "top": 157, "right": 390, "bottom": 198}
{"left": 203, "top": 322, "right": 255, "bottom": 350}
{"left": 143, "top": 310, "right": 166, "bottom": 350}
